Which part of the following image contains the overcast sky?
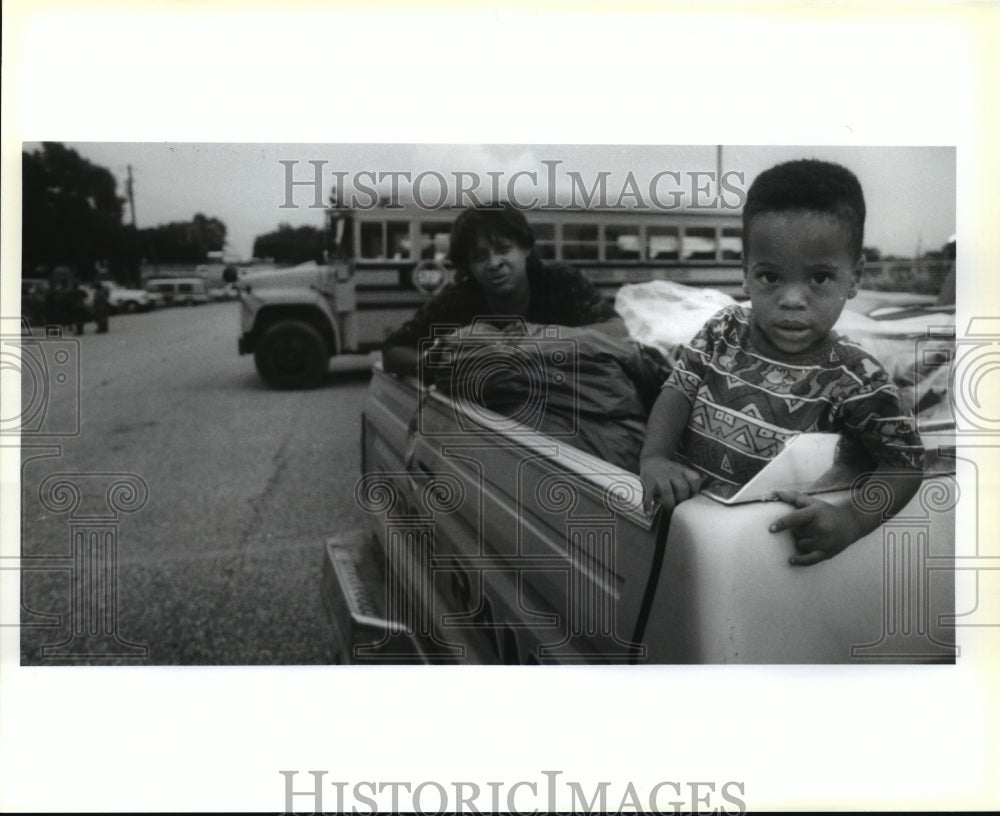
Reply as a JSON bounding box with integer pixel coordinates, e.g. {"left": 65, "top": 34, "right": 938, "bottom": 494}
{"left": 45, "top": 142, "right": 956, "bottom": 262}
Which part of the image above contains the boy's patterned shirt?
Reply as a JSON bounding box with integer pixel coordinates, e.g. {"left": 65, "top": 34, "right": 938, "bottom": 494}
{"left": 661, "top": 305, "right": 924, "bottom": 490}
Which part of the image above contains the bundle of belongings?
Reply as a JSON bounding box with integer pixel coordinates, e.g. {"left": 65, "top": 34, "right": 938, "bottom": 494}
{"left": 421, "top": 317, "right": 669, "bottom": 473}
{"left": 420, "top": 281, "right": 955, "bottom": 474}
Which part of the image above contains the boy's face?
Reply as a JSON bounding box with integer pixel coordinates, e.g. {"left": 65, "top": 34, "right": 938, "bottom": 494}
{"left": 467, "top": 232, "right": 530, "bottom": 303}
{"left": 743, "top": 210, "right": 862, "bottom": 355}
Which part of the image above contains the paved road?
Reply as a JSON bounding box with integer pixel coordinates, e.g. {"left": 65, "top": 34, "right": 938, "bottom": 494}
{"left": 16, "top": 302, "right": 375, "bottom": 664}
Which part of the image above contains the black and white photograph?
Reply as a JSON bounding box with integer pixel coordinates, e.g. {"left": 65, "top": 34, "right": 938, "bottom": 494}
{"left": 13, "top": 142, "right": 961, "bottom": 668}
{"left": 2, "top": 3, "right": 998, "bottom": 814}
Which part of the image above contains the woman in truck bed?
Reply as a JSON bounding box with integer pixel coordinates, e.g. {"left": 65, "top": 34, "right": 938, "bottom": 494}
{"left": 381, "top": 202, "right": 624, "bottom": 376}
{"left": 380, "top": 203, "right": 669, "bottom": 471}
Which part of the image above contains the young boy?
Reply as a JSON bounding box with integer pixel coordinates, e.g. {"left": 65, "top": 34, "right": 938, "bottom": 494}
{"left": 639, "top": 159, "right": 924, "bottom": 566}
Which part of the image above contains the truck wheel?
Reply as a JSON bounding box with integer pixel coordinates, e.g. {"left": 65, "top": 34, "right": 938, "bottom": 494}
{"left": 254, "top": 320, "right": 328, "bottom": 389}
{"left": 123, "top": 301, "right": 138, "bottom": 313}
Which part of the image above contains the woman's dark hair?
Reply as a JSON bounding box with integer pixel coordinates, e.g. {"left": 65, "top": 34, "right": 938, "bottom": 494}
{"left": 743, "top": 159, "right": 866, "bottom": 260}
{"left": 448, "top": 202, "right": 536, "bottom": 274}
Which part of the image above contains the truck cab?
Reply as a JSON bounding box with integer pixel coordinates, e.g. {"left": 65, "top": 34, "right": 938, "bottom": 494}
{"left": 231, "top": 259, "right": 358, "bottom": 389}
{"left": 230, "top": 207, "right": 425, "bottom": 389}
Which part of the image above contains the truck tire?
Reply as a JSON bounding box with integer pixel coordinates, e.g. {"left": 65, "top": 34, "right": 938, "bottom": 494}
{"left": 254, "top": 320, "right": 329, "bottom": 389}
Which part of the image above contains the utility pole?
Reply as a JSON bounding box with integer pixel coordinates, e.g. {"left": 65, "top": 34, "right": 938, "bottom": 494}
{"left": 126, "top": 165, "right": 137, "bottom": 227}
{"left": 126, "top": 165, "right": 140, "bottom": 286}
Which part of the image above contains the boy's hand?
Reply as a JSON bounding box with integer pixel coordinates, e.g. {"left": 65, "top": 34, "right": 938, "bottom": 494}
{"left": 640, "top": 456, "right": 703, "bottom": 515}
{"left": 770, "top": 491, "right": 864, "bottom": 566}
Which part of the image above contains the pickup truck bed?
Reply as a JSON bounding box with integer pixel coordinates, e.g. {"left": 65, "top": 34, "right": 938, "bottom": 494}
{"left": 322, "top": 366, "right": 957, "bottom": 664}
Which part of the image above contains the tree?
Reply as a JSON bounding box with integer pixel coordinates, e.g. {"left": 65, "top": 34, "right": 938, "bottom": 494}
{"left": 138, "top": 213, "right": 228, "bottom": 264}
{"left": 252, "top": 224, "right": 324, "bottom": 265}
{"left": 862, "top": 246, "right": 882, "bottom": 262}
{"left": 22, "top": 142, "right": 126, "bottom": 280}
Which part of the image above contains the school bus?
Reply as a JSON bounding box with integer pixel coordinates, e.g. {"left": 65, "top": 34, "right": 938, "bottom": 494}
{"left": 230, "top": 202, "right": 744, "bottom": 389}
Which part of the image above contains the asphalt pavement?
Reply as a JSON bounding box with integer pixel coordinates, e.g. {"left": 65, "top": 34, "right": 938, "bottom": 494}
{"left": 15, "top": 302, "right": 376, "bottom": 664}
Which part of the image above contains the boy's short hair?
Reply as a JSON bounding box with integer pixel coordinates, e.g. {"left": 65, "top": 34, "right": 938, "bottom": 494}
{"left": 448, "top": 202, "right": 536, "bottom": 269}
{"left": 742, "top": 159, "right": 866, "bottom": 260}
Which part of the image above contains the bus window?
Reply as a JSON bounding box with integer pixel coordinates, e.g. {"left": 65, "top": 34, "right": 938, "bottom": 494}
{"left": 721, "top": 227, "right": 742, "bottom": 261}
{"left": 605, "top": 226, "right": 641, "bottom": 261}
{"left": 360, "top": 222, "right": 384, "bottom": 259}
{"left": 387, "top": 221, "right": 410, "bottom": 260}
{"left": 561, "top": 223, "right": 599, "bottom": 261}
{"left": 420, "top": 221, "right": 452, "bottom": 260}
{"left": 648, "top": 226, "right": 679, "bottom": 261}
{"left": 360, "top": 220, "right": 411, "bottom": 260}
{"left": 682, "top": 227, "right": 718, "bottom": 261}
{"left": 533, "top": 223, "right": 556, "bottom": 260}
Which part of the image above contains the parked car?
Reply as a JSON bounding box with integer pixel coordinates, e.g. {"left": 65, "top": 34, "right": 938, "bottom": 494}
{"left": 22, "top": 277, "right": 157, "bottom": 326}
{"left": 209, "top": 282, "right": 239, "bottom": 301}
{"left": 145, "top": 277, "right": 210, "bottom": 306}
{"left": 24, "top": 278, "right": 94, "bottom": 328}
{"left": 103, "top": 281, "right": 158, "bottom": 313}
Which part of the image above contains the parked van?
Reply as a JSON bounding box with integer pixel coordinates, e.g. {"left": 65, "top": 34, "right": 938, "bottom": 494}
{"left": 145, "top": 277, "right": 210, "bottom": 306}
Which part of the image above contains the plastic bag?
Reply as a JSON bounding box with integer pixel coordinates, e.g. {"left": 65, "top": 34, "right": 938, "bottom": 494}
{"left": 614, "top": 280, "right": 737, "bottom": 355}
